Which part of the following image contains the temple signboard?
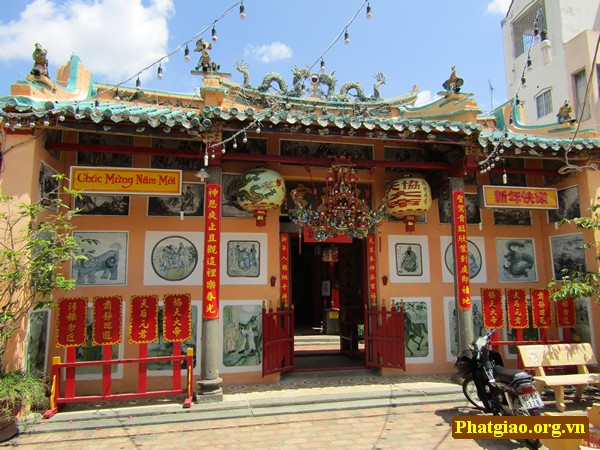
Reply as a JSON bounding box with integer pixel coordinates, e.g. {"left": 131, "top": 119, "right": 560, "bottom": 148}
{"left": 478, "top": 185, "right": 558, "bottom": 209}
{"left": 70, "top": 167, "right": 182, "bottom": 195}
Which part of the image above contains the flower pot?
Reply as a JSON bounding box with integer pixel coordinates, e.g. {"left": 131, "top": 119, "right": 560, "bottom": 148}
{"left": 0, "top": 400, "right": 20, "bottom": 443}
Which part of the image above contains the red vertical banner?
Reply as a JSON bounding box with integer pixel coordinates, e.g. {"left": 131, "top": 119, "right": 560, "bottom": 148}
{"left": 92, "top": 295, "right": 122, "bottom": 345}
{"left": 56, "top": 297, "right": 87, "bottom": 347}
{"left": 129, "top": 294, "right": 159, "bottom": 344}
{"left": 481, "top": 288, "right": 504, "bottom": 329}
{"left": 452, "top": 191, "right": 471, "bottom": 310}
{"left": 163, "top": 293, "right": 192, "bottom": 342}
{"left": 531, "top": 289, "right": 552, "bottom": 329}
{"left": 367, "top": 235, "right": 377, "bottom": 308}
{"left": 555, "top": 297, "right": 575, "bottom": 328}
{"left": 280, "top": 233, "right": 290, "bottom": 308}
{"left": 506, "top": 288, "right": 529, "bottom": 329}
{"left": 203, "top": 182, "right": 221, "bottom": 319}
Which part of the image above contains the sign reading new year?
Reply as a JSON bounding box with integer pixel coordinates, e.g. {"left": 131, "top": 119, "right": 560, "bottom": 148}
{"left": 479, "top": 185, "right": 558, "bottom": 209}
{"left": 70, "top": 166, "right": 182, "bottom": 195}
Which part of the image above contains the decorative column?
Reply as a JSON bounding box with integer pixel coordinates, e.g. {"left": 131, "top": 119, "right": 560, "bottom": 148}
{"left": 197, "top": 167, "right": 223, "bottom": 402}
{"left": 449, "top": 177, "right": 473, "bottom": 354}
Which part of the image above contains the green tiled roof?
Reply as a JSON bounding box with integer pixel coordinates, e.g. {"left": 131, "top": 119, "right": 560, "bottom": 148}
{"left": 0, "top": 96, "right": 483, "bottom": 136}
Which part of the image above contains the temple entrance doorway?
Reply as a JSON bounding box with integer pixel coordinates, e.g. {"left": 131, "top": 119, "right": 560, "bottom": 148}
{"left": 290, "top": 236, "right": 367, "bottom": 371}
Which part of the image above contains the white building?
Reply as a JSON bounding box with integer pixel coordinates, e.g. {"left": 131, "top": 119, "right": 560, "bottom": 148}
{"left": 501, "top": 0, "right": 600, "bottom": 130}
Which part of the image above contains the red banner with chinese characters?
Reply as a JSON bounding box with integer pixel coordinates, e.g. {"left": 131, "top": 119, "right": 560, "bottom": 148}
{"left": 506, "top": 288, "right": 529, "bottom": 329}
{"left": 556, "top": 297, "right": 575, "bottom": 328}
{"left": 452, "top": 191, "right": 471, "bottom": 310}
{"left": 202, "top": 182, "right": 221, "bottom": 319}
{"left": 531, "top": 289, "right": 552, "bottom": 329}
{"left": 367, "top": 235, "right": 377, "bottom": 308}
{"left": 129, "top": 294, "right": 159, "bottom": 344}
{"left": 481, "top": 288, "right": 504, "bottom": 329}
{"left": 56, "top": 297, "right": 87, "bottom": 348}
{"left": 280, "top": 233, "right": 290, "bottom": 308}
{"left": 92, "top": 295, "right": 122, "bottom": 346}
{"left": 163, "top": 293, "right": 192, "bottom": 342}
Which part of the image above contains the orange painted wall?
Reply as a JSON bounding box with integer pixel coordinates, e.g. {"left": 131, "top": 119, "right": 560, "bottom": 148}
{"left": 2, "top": 129, "right": 599, "bottom": 392}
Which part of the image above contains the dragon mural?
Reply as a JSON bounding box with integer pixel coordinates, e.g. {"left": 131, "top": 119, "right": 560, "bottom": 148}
{"left": 501, "top": 239, "right": 535, "bottom": 278}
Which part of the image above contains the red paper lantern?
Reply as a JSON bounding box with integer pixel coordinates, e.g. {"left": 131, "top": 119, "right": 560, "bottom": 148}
{"left": 385, "top": 175, "right": 431, "bottom": 232}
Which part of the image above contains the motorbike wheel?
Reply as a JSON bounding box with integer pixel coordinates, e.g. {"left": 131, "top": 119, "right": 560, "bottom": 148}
{"left": 514, "top": 404, "right": 542, "bottom": 449}
{"left": 461, "top": 374, "right": 485, "bottom": 410}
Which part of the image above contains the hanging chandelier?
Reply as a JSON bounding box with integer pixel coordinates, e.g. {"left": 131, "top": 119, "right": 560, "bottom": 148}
{"left": 289, "top": 157, "right": 386, "bottom": 241}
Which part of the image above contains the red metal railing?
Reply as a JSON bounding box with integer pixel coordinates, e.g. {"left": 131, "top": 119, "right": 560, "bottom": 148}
{"left": 365, "top": 306, "right": 405, "bottom": 370}
{"left": 44, "top": 348, "right": 194, "bottom": 418}
{"left": 262, "top": 307, "right": 294, "bottom": 376}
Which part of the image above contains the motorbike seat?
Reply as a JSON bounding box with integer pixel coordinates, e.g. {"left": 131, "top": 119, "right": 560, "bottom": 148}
{"left": 493, "top": 364, "right": 532, "bottom": 384}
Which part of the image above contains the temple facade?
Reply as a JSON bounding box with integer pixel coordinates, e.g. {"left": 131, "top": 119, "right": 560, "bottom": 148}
{"left": 1, "top": 49, "right": 600, "bottom": 398}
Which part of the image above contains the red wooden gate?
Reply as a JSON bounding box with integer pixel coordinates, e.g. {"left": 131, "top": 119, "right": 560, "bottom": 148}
{"left": 262, "top": 307, "right": 294, "bottom": 376}
{"left": 365, "top": 305, "right": 405, "bottom": 370}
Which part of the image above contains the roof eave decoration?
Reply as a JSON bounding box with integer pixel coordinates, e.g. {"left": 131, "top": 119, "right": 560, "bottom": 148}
{"left": 214, "top": 70, "right": 482, "bottom": 135}
{"left": 10, "top": 54, "right": 96, "bottom": 102}
{"left": 0, "top": 55, "right": 483, "bottom": 139}
{"left": 478, "top": 99, "right": 600, "bottom": 154}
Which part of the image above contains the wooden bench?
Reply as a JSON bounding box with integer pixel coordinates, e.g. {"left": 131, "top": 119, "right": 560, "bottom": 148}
{"left": 517, "top": 343, "right": 600, "bottom": 412}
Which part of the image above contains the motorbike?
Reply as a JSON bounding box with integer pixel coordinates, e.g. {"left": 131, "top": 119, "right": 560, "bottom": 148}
{"left": 455, "top": 329, "right": 544, "bottom": 448}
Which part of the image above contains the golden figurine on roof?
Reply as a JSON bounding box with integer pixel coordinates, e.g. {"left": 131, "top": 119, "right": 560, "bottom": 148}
{"left": 442, "top": 66, "right": 463, "bottom": 94}
{"left": 557, "top": 100, "right": 576, "bottom": 124}
{"left": 194, "top": 38, "right": 220, "bottom": 72}
{"left": 30, "top": 43, "right": 48, "bottom": 77}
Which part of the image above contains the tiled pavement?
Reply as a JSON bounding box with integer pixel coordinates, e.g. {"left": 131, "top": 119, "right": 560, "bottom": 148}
{"left": 4, "top": 371, "right": 599, "bottom": 450}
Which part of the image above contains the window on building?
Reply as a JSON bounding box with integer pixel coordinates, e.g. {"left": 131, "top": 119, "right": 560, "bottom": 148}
{"left": 512, "top": 0, "right": 545, "bottom": 58}
{"left": 535, "top": 89, "right": 553, "bottom": 118}
{"left": 573, "top": 69, "right": 591, "bottom": 122}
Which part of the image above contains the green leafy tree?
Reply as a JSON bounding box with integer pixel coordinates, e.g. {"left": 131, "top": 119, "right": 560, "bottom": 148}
{"left": 0, "top": 175, "right": 83, "bottom": 372}
{"left": 547, "top": 204, "right": 600, "bottom": 304}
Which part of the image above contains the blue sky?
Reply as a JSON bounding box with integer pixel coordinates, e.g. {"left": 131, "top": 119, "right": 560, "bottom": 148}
{"left": 0, "top": 0, "right": 511, "bottom": 113}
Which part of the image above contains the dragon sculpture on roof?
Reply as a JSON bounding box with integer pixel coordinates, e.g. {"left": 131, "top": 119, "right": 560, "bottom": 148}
{"left": 234, "top": 60, "right": 387, "bottom": 102}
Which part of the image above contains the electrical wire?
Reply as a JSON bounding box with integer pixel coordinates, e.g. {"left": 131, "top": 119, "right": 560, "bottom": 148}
{"left": 207, "top": 0, "right": 371, "bottom": 162}
{"left": 98, "top": 2, "right": 241, "bottom": 97}
{"left": 2, "top": 0, "right": 373, "bottom": 167}
{"left": 558, "top": 32, "right": 600, "bottom": 174}
{"left": 478, "top": 8, "right": 543, "bottom": 173}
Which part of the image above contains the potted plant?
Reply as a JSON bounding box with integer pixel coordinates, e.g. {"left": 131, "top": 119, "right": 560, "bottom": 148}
{"left": 0, "top": 371, "right": 47, "bottom": 441}
{"left": 0, "top": 174, "right": 83, "bottom": 442}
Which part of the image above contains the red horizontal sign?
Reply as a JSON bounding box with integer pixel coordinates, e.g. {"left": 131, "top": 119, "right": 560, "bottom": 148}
{"left": 479, "top": 185, "right": 558, "bottom": 209}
